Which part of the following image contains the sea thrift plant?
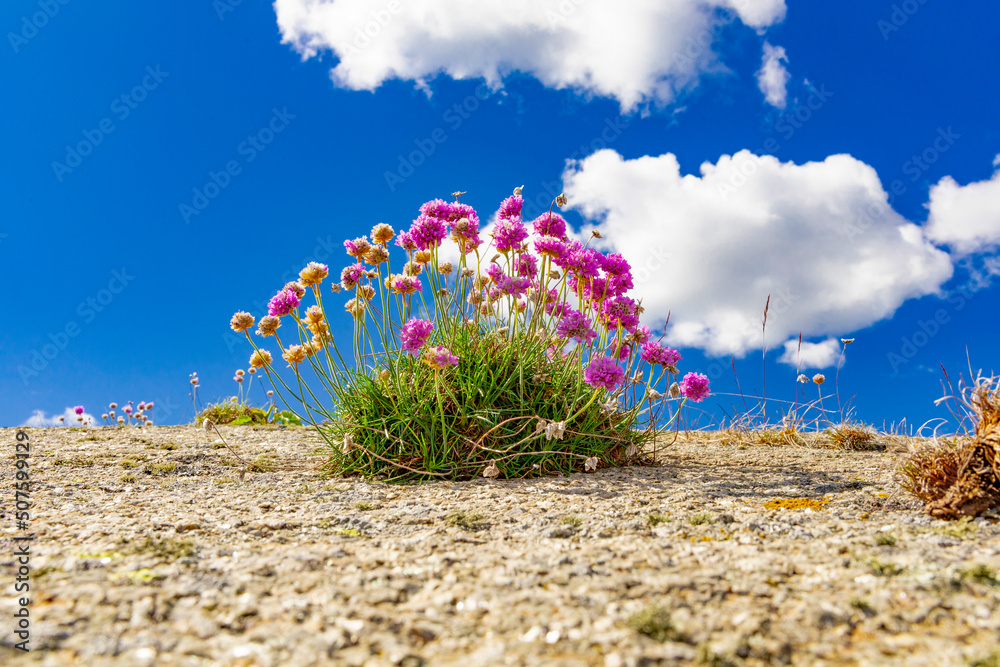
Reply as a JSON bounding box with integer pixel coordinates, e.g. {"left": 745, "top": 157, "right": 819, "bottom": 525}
{"left": 235, "top": 188, "right": 709, "bottom": 481}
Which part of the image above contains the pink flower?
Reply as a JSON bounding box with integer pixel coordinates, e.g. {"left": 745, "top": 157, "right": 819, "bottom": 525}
{"left": 268, "top": 288, "right": 301, "bottom": 317}
{"left": 632, "top": 325, "right": 652, "bottom": 344}
{"left": 400, "top": 318, "right": 434, "bottom": 355}
{"left": 74, "top": 406, "right": 84, "bottom": 415}
{"left": 610, "top": 344, "right": 632, "bottom": 361}
{"left": 556, "top": 309, "right": 597, "bottom": 344}
{"left": 584, "top": 356, "right": 625, "bottom": 390}
{"left": 532, "top": 212, "right": 567, "bottom": 239}
{"left": 679, "top": 372, "right": 711, "bottom": 402}
{"left": 640, "top": 341, "right": 681, "bottom": 367}
{"left": 395, "top": 231, "right": 418, "bottom": 251}
{"left": 408, "top": 214, "right": 448, "bottom": 250}
{"left": 534, "top": 235, "right": 568, "bottom": 261}
{"left": 493, "top": 217, "right": 528, "bottom": 252}
{"left": 515, "top": 253, "right": 538, "bottom": 279}
{"left": 341, "top": 263, "right": 366, "bottom": 290}
{"left": 600, "top": 296, "right": 640, "bottom": 330}
{"left": 424, "top": 346, "right": 459, "bottom": 370}
{"left": 145, "top": 402, "right": 155, "bottom": 410}
{"left": 392, "top": 275, "right": 422, "bottom": 295}
{"left": 497, "top": 195, "right": 523, "bottom": 221}
{"left": 123, "top": 405, "right": 133, "bottom": 415}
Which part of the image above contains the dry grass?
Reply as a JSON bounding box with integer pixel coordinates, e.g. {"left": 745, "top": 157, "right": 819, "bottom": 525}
{"left": 828, "top": 423, "right": 884, "bottom": 451}
{"left": 899, "top": 375, "right": 1000, "bottom": 520}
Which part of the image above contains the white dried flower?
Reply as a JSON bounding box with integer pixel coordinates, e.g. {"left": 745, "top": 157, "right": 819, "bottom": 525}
{"left": 544, "top": 421, "right": 566, "bottom": 441}
{"left": 482, "top": 460, "right": 500, "bottom": 478}
{"left": 669, "top": 382, "right": 680, "bottom": 398}
{"left": 584, "top": 456, "right": 598, "bottom": 471}
{"left": 626, "top": 443, "right": 638, "bottom": 457}
{"left": 797, "top": 374, "right": 809, "bottom": 383}
{"left": 342, "top": 433, "right": 354, "bottom": 454}
{"left": 202, "top": 419, "right": 214, "bottom": 432}
{"left": 841, "top": 338, "right": 855, "bottom": 344}
{"left": 813, "top": 373, "right": 826, "bottom": 385}
{"left": 647, "top": 389, "right": 663, "bottom": 402}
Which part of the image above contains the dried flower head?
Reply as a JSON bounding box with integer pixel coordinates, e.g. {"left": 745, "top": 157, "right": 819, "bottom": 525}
{"left": 668, "top": 382, "right": 680, "bottom": 398}
{"left": 299, "top": 261, "right": 329, "bottom": 287}
{"left": 424, "top": 346, "right": 459, "bottom": 370}
{"left": 797, "top": 374, "right": 809, "bottom": 383}
{"left": 230, "top": 311, "right": 255, "bottom": 333}
{"left": 555, "top": 193, "right": 568, "bottom": 207}
{"left": 344, "top": 236, "right": 371, "bottom": 259}
{"left": 364, "top": 245, "right": 389, "bottom": 265}
{"left": 304, "top": 305, "right": 324, "bottom": 327}
{"left": 256, "top": 315, "right": 281, "bottom": 338}
{"left": 202, "top": 418, "right": 214, "bottom": 432}
{"left": 235, "top": 369, "right": 245, "bottom": 376}
{"left": 358, "top": 284, "right": 376, "bottom": 301}
{"left": 438, "top": 262, "right": 454, "bottom": 275}
{"left": 813, "top": 373, "right": 826, "bottom": 385}
{"left": 283, "top": 345, "right": 308, "bottom": 366}
{"left": 344, "top": 298, "right": 366, "bottom": 319}
{"left": 482, "top": 460, "right": 500, "bottom": 478}
{"left": 414, "top": 249, "right": 433, "bottom": 264}
{"left": 841, "top": 338, "right": 855, "bottom": 345}
{"left": 249, "top": 349, "right": 273, "bottom": 368}
{"left": 371, "top": 223, "right": 395, "bottom": 244}
{"left": 342, "top": 433, "right": 354, "bottom": 454}
{"left": 584, "top": 456, "right": 598, "bottom": 471}
{"left": 283, "top": 281, "right": 306, "bottom": 299}
{"left": 109, "top": 402, "right": 117, "bottom": 409}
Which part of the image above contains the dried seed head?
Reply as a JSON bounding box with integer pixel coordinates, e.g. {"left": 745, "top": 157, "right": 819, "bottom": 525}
{"left": 812, "top": 373, "right": 826, "bottom": 385}
{"left": 648, "top": 388, "right": 663, "bottom": 401}
{"left": 299, "top": 261, "right": 329, "bottom": 287}
{"left": 513, "top": 185, "right": 523, "bottom": 196}
{"left": 482, "top": 460, "right": 500, "bottom": 478}
{"left": 342, "top": 433, "right": 354, "bottom": 454}
{"left": 555, "top": 193, "right": 568, "bottom": 207}
{"left": 584, "top": 456, "right": 598, "bottom": 471}
{"left": 841, "top": 338, "right": 855, "bottom": 345}
{"left": 371, "top": 223, "right": 395, "bottom": 244}
{"left": 438, "top": 262, "right": 454, "bottom": 275}
{"left": 202, "top": 418, "right": 214, "bottom": 432}
{"left": 797, "top": 374, "right": 809, "bottom": 383}
{"left": 460, "top": 267, "right": 475, "bottom": 279}
{"left": 257, "top": 316, "right": 281, "bottom": 338}
{"left": 230, "top": 311, "right": 255, "bottom": 333}
{"left": 669, "top": 382, "right": 680, "bottom": 398}
{"left": 365, "top": 245, "right": 389, "bottom": 265}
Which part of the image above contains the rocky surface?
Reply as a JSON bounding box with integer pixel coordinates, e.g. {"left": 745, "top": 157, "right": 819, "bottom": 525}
{"left": 1, "top": 425, "right": 998, "bottom": 666}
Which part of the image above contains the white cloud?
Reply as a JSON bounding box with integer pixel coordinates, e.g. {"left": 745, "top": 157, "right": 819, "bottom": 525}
{"left": 273, "top": 0, "right": 787, "bottom": 109}
{"left": 756, "top": 42, "right": 790, "bottom": 108}
{"left": 562, "top": 149, "right": 954, "bottom": 356}
{"left": 777, "top": 338, "right": 841, "bottom": 370}
{"left": 924, "top": 157, "right": 1000, "bottom": 255}
{"left": 22, "top": 408, "right": 96, "bottom": 427}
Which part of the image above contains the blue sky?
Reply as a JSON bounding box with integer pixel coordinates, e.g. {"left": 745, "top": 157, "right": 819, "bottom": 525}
{"left": 2, "top": 0, "right": 998, "bottom": 431}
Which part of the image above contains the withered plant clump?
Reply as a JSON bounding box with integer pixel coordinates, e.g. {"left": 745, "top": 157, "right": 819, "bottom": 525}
{"left": 900, "top": 376, "right": 1000, "bottom": 520}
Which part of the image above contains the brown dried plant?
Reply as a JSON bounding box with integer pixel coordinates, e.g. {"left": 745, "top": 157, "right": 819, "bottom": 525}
{"left": 899, "top": 374, "right": 1000, "bottom": 519}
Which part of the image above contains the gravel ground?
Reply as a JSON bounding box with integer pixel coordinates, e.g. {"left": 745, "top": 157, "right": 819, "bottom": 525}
{"left": 2, "top": 425, "right": 998, "bottom": 666}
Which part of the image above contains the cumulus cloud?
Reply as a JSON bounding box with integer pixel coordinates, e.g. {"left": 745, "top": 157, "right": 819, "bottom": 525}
{"left": 23, "top": 407, "right": 97, "bottom": 427}
{"left": 776, "top": 338, "right": 841, "bottom": 370}
{"left": 756, "top": 42, "right": 790, "bottom": 108}
{"left": 562, "top": 149, "right": 954, "bottom": 356}
{"left": 273, "top": 0, "right": 787, "bottom": 109}
{"left": 924, "top": 156, "right": 1000, "bottom": 255}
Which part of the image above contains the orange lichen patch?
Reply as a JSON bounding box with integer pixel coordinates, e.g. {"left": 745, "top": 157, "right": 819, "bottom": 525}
{"left": 762, "top": 497, "right": 830, "bottom": 511}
